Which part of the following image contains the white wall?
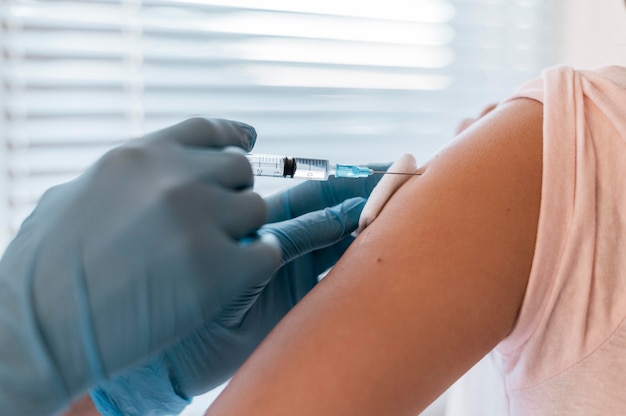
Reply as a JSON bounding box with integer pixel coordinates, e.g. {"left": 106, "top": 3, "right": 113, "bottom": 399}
{"left": 561, "top": 0, "right": 626, "bottom": 68}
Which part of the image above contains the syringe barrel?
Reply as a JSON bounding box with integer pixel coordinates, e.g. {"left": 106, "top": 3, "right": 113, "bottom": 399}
{"left": 246, "top": 153, "right": 332, "bottom": 180}
{"left": 291, "top": 157, "right": 331, "bottom": 180}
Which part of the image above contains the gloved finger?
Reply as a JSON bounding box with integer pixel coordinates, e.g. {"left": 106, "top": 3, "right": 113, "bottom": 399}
{"left": 217, "top": 235, "right": 352, "bottom": 329}
{"left": 214, "top": 190, "right": 268, "bottom": 239}
{"left": 225, "top": 234, "right": 282, "bottom": 293}
{"left": 265, "top": 164, "right": 391, "bottom": 224}
{"left": 186, "top": 150, "right": 254, "bottom": 190}
{"left": 260, "top": 237, "right": 355, "bottom": 312}
{"left": 260, "top": 197, "right": 365, "bottom": 267}
{"left": 156, "top": 182, "right": 265, "bottom": 249}
{"left": 232, "top": 236, "right": 356, "bottom": 334}
{"left": 147, "top": 117, "right": 257, "bottom": 151}
{"left": 194, "top": 233, "right": 281, "bottom": 320}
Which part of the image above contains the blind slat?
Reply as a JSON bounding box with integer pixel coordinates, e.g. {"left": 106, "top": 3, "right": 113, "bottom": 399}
{"left": 1, "top": 0, "right": 562, "bottom": 246}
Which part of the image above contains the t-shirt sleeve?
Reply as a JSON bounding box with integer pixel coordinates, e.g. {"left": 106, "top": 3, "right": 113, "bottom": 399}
{"left": 495, "top": 65, "right": 626, "bottom": 389}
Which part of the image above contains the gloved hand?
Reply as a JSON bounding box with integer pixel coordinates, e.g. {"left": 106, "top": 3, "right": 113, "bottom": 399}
{"left": 91, "top": 169, "right": 389, "bottom": 416}
{"left": 0, "top": 118, "right": 282, "bottom": 415}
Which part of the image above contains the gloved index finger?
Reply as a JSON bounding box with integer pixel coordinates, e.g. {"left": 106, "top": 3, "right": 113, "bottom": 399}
{"left": 148, "top": 117, "right": 257, "bottom": 151}
{"left": 260, "top": 197, "right": 366, "bottom": 267}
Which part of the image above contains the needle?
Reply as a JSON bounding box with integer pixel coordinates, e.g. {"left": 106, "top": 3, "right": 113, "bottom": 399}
{"left": 370, "top": 170, "right": 423, "bottom": 176}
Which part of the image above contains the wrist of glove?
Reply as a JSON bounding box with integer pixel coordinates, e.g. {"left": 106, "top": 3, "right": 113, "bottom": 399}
{"left": 91, "top": 355, "right": 189, "bottom": 416}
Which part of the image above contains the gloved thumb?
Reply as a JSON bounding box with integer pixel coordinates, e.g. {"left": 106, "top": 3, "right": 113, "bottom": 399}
{"left": 260, "top": 197, "right": 366, "bottom": 267}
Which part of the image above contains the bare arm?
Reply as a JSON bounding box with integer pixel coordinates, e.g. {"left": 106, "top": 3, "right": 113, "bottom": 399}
{"left": 206, "top": 98, "right": 543, "bottom": 416}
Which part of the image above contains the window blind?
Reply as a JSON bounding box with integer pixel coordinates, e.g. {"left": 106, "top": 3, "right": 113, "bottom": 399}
{"left": 0, "top": 0, "right": 562, "bottom": 249}
{"left": 0, "top": 0, "right": 564, "bottom": 412}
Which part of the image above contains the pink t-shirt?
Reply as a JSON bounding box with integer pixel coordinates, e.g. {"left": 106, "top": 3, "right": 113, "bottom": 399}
{"left": 447, "top": 66, "right": 626, "bottom": 415}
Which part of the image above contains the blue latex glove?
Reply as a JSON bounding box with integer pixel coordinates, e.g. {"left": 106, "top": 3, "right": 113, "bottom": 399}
{"left": 0, "top": 118, "right": 282, "bottom": 415}
{"left": 91, "top": 170, "right": 388, "bottom": 415}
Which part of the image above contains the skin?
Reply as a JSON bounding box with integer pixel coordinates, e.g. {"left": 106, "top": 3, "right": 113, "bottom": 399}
{"left": 64, "top": 396, "right": 99, "bottom": 416}
{"left": 204, "top": 97, "right": 544, "bottom": 416}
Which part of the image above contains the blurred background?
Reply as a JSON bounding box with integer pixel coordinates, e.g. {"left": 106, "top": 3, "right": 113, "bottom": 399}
{"left": 1, "top": 0, "right": 625, "bottom": 414}
{"left": 3, "top": 0, "right": 626, "bottom": 246}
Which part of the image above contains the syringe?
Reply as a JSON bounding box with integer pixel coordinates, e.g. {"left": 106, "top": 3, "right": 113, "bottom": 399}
{"left": 246, "top": 153, "right": 421, "bottom": 181}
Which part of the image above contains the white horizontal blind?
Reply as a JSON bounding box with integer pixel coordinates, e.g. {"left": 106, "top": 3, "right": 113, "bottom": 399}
{"left": 1, "top": 0, "right": 562, "bottom": 247}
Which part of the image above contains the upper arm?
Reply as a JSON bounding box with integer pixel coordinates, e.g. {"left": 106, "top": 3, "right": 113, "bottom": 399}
{"left": 207, "top": 98, "right": 543, "bottom": 416}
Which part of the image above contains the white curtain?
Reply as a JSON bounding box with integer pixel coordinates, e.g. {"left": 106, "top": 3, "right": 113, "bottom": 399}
{"left": 0, "top": 0, "right": 563, "bottom": 247}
